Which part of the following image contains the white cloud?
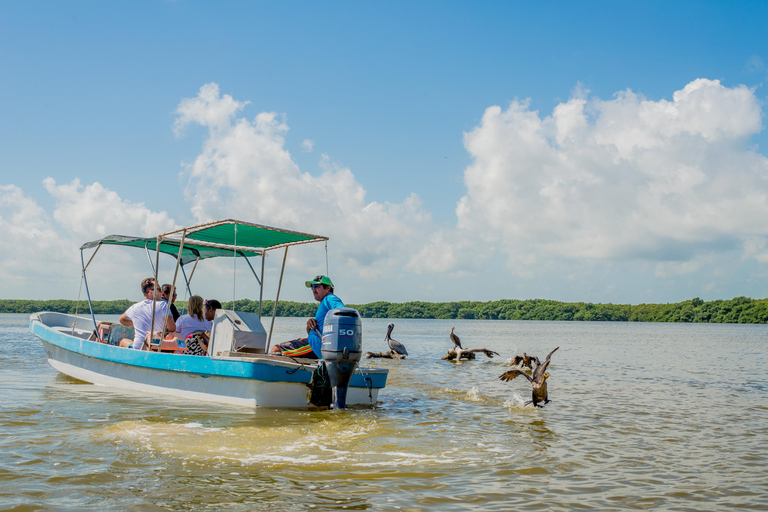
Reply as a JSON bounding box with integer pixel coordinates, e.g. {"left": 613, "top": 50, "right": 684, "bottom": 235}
{"left": 174, "top": 83, "right": 249, "bottom": 136}
{"left": 301, "top": 139, "right": 315, "bottom": 152}
{"left": 454, "top": 78, "right": 768, "bottom": 280}
{"left": 43, "top": 178, "right": 178, "bottom": 238}
{"left": 174, "top": 83, "right": 433, "bottom": 285}
{"left": 742, "top": 236, "right": 768, "bottom": 263}
{"left": 6, "top": 78, "right": 768, "bottom": 304}
{"left": 0, "top": 178, "right": 181, "bottom": 299}
{"left": 0, "top": 185, "right": 79, "bottom": 296}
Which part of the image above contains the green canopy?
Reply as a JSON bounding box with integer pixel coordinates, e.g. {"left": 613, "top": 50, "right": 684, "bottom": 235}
{"left": 81, "top": 219, "right": 328, "bottom": 265}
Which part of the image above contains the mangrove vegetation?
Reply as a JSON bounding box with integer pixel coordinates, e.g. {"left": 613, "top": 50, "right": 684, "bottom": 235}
{"left": 3, "top": 296, "right": 768, "bottom": 323}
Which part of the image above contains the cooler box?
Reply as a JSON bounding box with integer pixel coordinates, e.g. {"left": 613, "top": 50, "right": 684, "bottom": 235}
{"left": 209, "top": 310, "right": 267, "bottom": 357}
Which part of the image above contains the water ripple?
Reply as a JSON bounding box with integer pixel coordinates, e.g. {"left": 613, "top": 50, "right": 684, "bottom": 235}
{"left": 2, "top": 315, "right": 768, "bottom": 510}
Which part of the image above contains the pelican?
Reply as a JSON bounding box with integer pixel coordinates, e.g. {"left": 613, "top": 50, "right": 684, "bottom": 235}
{"left": 385, "top": 323, "right": 407, "bottom": 356}
{"left": 449, "top": 327, "right": 462, "bottom": 349}
{"left": 499, "top": 347, "right": 559, "bottom": 407}
{"left": 510, "top": 352, "right": 540, "bottom": 369}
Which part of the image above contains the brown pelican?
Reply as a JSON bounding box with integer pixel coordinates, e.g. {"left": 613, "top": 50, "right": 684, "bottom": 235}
{"left": 449, "top": 327, "right": 462, "bottom": 349}
{"left": 510, "top": 352, "right": 540, "bottom": 369}
{"left": 385, "top": 323, "right": 407, "bottom": 356}
{"left": 499, "top": 347, "right": 559, "bottom": 407}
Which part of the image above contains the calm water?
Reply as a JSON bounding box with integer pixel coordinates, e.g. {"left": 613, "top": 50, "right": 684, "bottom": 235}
{"left": 1, "top": 313, "right": 767, "bottom": 511}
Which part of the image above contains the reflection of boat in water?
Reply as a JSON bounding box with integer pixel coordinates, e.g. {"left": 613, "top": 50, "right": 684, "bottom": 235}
{"left": 29, "top": 219, "right": 388, "bottom": 408}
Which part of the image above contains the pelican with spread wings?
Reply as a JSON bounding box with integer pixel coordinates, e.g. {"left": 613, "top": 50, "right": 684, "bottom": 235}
{"left": 510, "top": 352, "right": 540, "bottom": 369}
{"left": 499, "top": 347, "right": 559, "bottom": 407}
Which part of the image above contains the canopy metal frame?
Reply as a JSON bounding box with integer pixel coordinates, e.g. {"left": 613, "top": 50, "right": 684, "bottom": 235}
{"left": 76, "top": 219, "right": 329, "bottom": 350}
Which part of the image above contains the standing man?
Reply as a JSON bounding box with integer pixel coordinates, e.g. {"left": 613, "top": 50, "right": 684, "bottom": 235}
{"left": 270, "top": 275, "right": 344, "bottom": 358}
{"left": 119, "top": 278, "right": 176, "bottom": 350}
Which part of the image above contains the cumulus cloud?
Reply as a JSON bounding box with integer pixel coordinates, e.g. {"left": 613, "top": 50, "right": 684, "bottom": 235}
{"left": 174, "top": 83, "right": 433, "bottom": 282}
{"left": 43, "top": 178, "right": 178, "bottom": 238}
{"left": 174, "top": 83, "right": 249, "bottom": 136}
{"left": 0, "top": 185, "right": 79, "bottom": 295}
{"left": 7, "top": 78, "right": 766, "bottom": 303}
{"left": 451, "top": 78, "right": 768, "bottom": 279}
{"left": 0, "top": 177, "right": 181, "bottom": 298}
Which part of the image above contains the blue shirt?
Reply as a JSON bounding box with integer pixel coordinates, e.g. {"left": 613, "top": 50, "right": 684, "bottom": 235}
{"left": 307, "top": 293, "right": 345, "bottom": 357}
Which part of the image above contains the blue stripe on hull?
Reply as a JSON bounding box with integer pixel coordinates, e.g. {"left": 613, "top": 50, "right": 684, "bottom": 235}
{"left": 30, "top": 317, "right": 388, "bottom": 390}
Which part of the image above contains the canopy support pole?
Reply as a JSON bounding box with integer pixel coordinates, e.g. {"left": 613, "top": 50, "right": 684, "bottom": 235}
{"left": 186, "top": 257, "right": 200, "bottom": 286}
{"left": 83, "top": 244, "right": 102, "bottom": 272}
{"left": 164, "top": 230, "right": 186, "bottom": 340}
{"left": 266, "top": 247, "right": 288, "bottom": 352}
{"left": 239, "top": 252, "right": 263, "bottom": 317}
{"left": 144, "top": 238, "right": 161, "bottom": 351}
{"left": 240, "top": 253, "right": 262, "bottom": 286}
{"left": 144, "top": 244, "right": 156, "bottom": 275}
{"left": 81, "top": 248, "right": 99, "bottom": 339}
{"left": 232, "top": 223, "right": 237, "bottom": 310}
{"left": 258, "top": 251, "right": 265, "bottom": 319}
{"left": 180, "top": 265, "right": 192, "bottom": 298}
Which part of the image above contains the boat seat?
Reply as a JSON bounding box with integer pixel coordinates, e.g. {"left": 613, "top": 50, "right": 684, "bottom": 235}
{"left": 149, "top": 337, "right": 187, "bottom": 354}
{"left": 108, "top": 324, "right": 134, "bottom": 346}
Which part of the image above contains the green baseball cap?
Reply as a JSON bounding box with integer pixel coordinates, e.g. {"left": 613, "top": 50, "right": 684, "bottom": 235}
{"left": 305, "top": 275, "right": 333, "bottom": 287}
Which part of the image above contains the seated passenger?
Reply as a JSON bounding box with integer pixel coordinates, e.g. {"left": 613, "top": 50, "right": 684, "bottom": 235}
{"left": 271, "top": 275, "right": 343, "bottom": 359}
{"left": 204, "top": 299, "right": 222, "bottom": 321}
{"left": 119, "top": 278, "right": 176, "bottom": 350}
{"left": 161, "top": 284, "right": 181, "bottom": 321}
{"left": 182, "top": 299, "right": 221, "bottom": 356}
{"left": 174, "top": 295, "right": 211, "bottom": 339}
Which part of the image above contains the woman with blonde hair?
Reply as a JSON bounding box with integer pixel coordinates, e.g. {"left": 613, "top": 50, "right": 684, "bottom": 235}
{"left": 174, "top": 295, "right": 212, "bottom": 340}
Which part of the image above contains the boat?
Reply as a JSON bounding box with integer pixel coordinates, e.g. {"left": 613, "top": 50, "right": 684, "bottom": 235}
{"left": 29, "top": 219, "right": 388, "bottom": 408}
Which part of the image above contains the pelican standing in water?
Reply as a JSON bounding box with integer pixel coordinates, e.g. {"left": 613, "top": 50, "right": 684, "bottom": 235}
{"left": 499, "top": 347, "right": 559, "bottom": 407}
{"left": 385, "top": 323, "right": 408, "bottom": 357}
{"left": 449, "top": 327, "right": 462, "bottom": 349}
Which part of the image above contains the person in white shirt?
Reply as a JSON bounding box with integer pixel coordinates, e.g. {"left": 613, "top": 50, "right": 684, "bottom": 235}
{"left": 175, "top": 295, "right": 212, "bottom": 339}
{"left": 118, "top": 278, "right": 176, "bottom": 350}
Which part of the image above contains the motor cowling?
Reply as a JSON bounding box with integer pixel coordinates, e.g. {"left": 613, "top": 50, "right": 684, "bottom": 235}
{"left": 320, "top": 308, "right": 362, "bottom": 409}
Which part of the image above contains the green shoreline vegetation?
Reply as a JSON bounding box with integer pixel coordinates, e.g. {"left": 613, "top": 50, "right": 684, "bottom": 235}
{"left": 4, "top": 296, "right": 768, "bottom": 323}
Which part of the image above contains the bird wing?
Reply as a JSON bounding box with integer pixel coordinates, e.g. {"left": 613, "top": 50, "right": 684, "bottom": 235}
{"left": 529, "top": 356, "right": 541, "bottom": 367}
{"left": 388, "top": 338, "right": 408, "bottom": 356}
{"left": 533, "top": 347, "right": 559, "bottom": 379}
{"left": 511, "top": 355, "right": 523, "bottom": 365}
{"left": 450, "top": 332, "right": 462, "bottom": 348}
{"left": 499, "top": 369, "right": 533, "bottom": 383}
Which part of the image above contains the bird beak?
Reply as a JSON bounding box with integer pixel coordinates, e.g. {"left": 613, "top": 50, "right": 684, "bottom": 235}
{"left": 543, "top": 373, "right": 550, "bottom": 379}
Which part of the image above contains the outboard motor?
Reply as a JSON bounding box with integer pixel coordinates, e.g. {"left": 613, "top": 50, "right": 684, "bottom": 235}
{"left": 320, "top": 308, "right": 363, "bottom": 409}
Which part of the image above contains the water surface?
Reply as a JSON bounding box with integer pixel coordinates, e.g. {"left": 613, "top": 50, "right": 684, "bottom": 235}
{"left": 1, "top": 314, "right": 767, "bottom": 510}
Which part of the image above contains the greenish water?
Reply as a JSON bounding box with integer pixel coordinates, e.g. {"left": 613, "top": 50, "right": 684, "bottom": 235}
{"left": 2, "top": 314, "right": 767, "bottom": 511}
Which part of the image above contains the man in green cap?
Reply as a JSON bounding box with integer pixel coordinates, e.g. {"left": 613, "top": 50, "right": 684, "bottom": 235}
{"left": 270, "top": 275, "right": 344, "bottom": 358}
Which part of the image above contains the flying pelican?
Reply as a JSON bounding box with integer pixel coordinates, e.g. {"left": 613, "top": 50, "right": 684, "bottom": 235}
{"left": 449, "top": 327, "right": 462, "bottom": 349}
{"left": 510, "top": 352, "right": 540, "bottom": 369}
{"left": 499, "top": 347, "right": 559, "bottom": 407}
{"left": 385, "top": 323, "right": 407, "bottom": 356}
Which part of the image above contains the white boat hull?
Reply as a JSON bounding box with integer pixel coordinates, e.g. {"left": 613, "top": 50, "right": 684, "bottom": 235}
{"left": 32, "top": 312, "right": 386, "bottom": 409}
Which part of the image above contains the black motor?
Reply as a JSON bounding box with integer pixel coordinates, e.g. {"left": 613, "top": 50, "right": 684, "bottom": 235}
{"left": 320, "top": 308, "right": 363, "bottom": 409}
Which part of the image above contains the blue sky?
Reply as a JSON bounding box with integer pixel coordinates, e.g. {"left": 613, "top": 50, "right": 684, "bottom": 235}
{"left": 2, "top": 1, "right": 768, "bottom": 305}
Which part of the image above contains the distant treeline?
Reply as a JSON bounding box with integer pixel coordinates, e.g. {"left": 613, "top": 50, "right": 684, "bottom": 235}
{"left": 4, "top": 296, "right": 768, "bottom": 323}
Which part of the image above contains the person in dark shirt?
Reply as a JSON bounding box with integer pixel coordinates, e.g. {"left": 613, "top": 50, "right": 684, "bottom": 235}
{"left": 161, "top": 284, "right": 181, "bottom": 321}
